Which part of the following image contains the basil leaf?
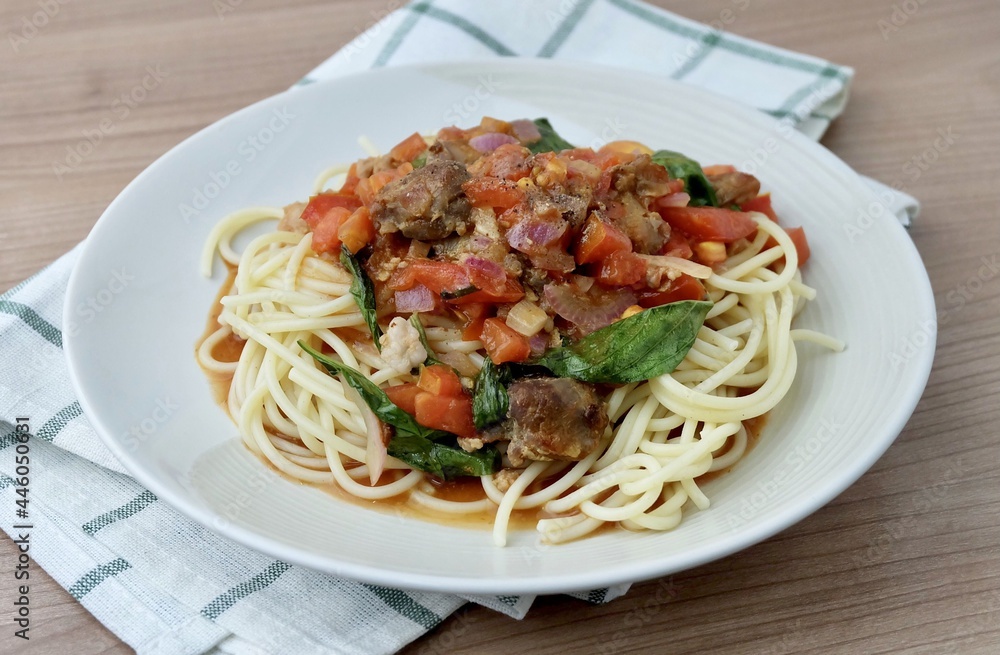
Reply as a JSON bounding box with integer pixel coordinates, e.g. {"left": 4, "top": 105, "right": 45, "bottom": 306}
{"left": 650, "top": 150, "right": 719, "bottom": 207}
{"left": 472, "top": 359, "right": 511, "bottom": 430}
{"left": 388, "top": 434, "right": 498, "bottom": 480}
{"left": 299, "top": 342, "right": 449, "bottom": 440}
{"left": 532, "top": 300, "right": 712, "bottom": 383}
{"left": 408, "top": 314, "right": 442, "bottom": 366}
{"left": 439, "top": 285, "right": 477, "bottom": 300}
{"left": 411, "top": 152, "right": 427, "bottom": 169}
{"left": 528, "top": 118, "right": 575, "bottom": 154}
{"left": 340, "top": 247, "right": 383, "bottom": 351}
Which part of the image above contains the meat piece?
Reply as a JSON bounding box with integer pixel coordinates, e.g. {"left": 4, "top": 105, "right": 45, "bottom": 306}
{"left": 610, "top": 154, "right": 675, "bottom": 199}
{"left": 707, "top": 172, "right": 761, "bottom": 207}
{"left": 432, "top": 207, "right": 509, "bottom": 264}
{"left": 611, "top": 195, "right": 670, "bottom": 254}
{"left": 530, "top": 190, "right": 588, "bottom": 228}
{"left": 505, "top": 378, "right": 608, "bottom": 467}
{"left": 355, "top": 154, "right": 397, "bottom": 178}
{"left": 425, "top": 139, "right": 481, "bottom": 166}
{"left": 371, "top": 161, "right": 473, "bottom": 240}
{"left": 601, "top": 155, "right": 673, "bottom": 254}
{"left": 469, "top": 143, "right": 532, "bottom": 180}
{"left": 277, "top": 201, "right": 308, "bottom": 234}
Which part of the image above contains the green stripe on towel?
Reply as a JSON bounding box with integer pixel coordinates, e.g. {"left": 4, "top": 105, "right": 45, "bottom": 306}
{"left": 68, "top": 558, "right": 132, "bottom": 600}
{"left": 201, "top": 561, "right": 293, "bottom": 621}
{"left": 82, "top": 490, "right": 158, "bottom": 535}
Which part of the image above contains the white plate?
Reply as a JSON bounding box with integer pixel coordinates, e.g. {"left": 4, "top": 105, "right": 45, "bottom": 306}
{"left": 65, "top": 59, "right": 935, "bottom": 595}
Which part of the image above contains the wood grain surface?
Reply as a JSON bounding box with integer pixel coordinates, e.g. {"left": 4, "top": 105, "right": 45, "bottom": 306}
{"left": 2, "top": 0, "right": 998, "bottom": 653}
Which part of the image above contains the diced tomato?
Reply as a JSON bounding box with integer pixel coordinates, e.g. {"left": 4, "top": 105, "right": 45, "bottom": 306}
{"left": 464, "top": 258, "right": 508, "bottom": 297}
{"left": 574, "top": 213, "right": 632, "bottom": 265}
{"left": 414, "top": 392, "right": 476, "bottom": 439}
{"left": 338, "top": 207, "right": 375, "bottom": 254}
{"left": 462, "top": 176, "right": 525, "bottom": 210}
{"left": 417, "top": 364, "right": 464, "bottom": 397}
{"left": 384, "top": 382, "right": 422, "bottom": 415}
{"left": 481, "top": 318, "right": 531, "bottom": 364}
{"left": 479, "top": 116, "right": 511, "bottom": 134}
{"left": 471, "top": 143, "right": 532, "bottom": 181}
{"left": 661, "top": 230, "right": 694, "bottom": 259}
{"left": 658, "top": 206, "right": 758, "bottom": 243}
{"left": 762, "top": 225, "right": 811, "bottom": 266}
{"left": 594, "top": 147, "right": 637, "bottom": 171}
{"left": 459, "top": 303, "right": 492, "bottom": 341}
{"left": 595, "top": 250, "right": 647, "bottom": 286}
{"left": 389, "top": 132, "right": 427, "bottom": 162}
{"left": 437, "top": 125, "right": 467, "bottom": 141}
{"left": 786, "top": 226, "right": 811, "bottom": 265}
{"left": 448, "top": 277, "right": 525, "bottom": 305}
{"left": 355, "top": 178, "right": 374, "bottom": 206}
{"left": 310, "top": 207, "right": 353, "bottom": 253}
{"left": 693, "top": 240, "right": 728, "bottom": 266}
{"left": 300, "top": 193, "right": 362, "bottom": 229}
{"left": 388, "top": 260, "right": 470, "bottom": 295}
{"left": 702, "top": 164, "right": 736, "bottom": 176}
{"left": 339, "top": 163, "right": 360, "bottom": 195}
{"left": 637, "top": 274, "right": 706, "bottom": 308}
{"left": 740, "top": 193, "right": 779, "bottom": 222}
{"left": 356, "top": 163, "right": 413, "bottom": 205}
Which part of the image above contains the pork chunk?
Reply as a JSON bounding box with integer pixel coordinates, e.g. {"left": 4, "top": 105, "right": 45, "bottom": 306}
{"left": 505, "top": 378, "right": 608, "bottom": 467}
{"left": 707, "top": 172, "right": 760, "bottom": 207}
{"left": 371, "top": 160, "right": 473, "bottom": 240}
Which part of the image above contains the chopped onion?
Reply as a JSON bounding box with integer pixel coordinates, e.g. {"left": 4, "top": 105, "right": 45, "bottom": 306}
{"left": 568, "top": 274, "right": 595, "bottom": 293}
{"left": 544, "top": 284, "right": 636, "bottom": 334}
{"left": 637, "top": 254, "right": 713, "bottom": 280}
{"left": 464, "top": 255, "right": 506, "bottom": 281}
{"left": 505, "top": 300, "right": 549, "bottom": 337}
{"left": 655, "top": 192, "right": 691, "bottom": 208}
{"left": 394, "top": 283, "right": 436, "bottom": 312}
{"left": 506, "top": 217, "right": 567, "bottom": 252}
{"left": 469, "top": 132, "right": 518, "bottom": 153}
{"left": 438, "top": 351, "right": 480, "bottom": 378}
{"left": 511, "top": 119, "right": 542, "bottom": 143}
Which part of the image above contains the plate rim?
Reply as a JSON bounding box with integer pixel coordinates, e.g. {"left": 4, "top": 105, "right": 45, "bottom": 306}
{"left": 64, "top": 57, "right": 937, "bottom": 594}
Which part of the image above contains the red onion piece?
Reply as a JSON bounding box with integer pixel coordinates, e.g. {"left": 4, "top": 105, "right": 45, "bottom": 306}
{"left": 465, "top": 255, "right": 505, "bottom": 279}
{"left": 469, "top": 132, "right": 518, "bottom": 153}
{"left": 394, "top": 283, "right": 436, "bottom": 312}
{"left": 568, "top": 274, "right": 595, "bottom": 293}
{"left": 654, "top": 192, "right": 691, "bottom": 208}
{"left": 529, "top": 332, "right": 550, "bottom": 357}
{"left": 544, "top": 284, "right": 636, "bottom": 334}
{"left": 464, "top": 255, "right": 507, "bottom": 294}
{"left": 506, "top": 217, "right": 567, "bottom": 253}
{"left": 511, "top": 119, "right": 542, "bottom": 144}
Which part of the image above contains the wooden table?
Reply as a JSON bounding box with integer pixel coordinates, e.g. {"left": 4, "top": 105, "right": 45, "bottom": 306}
{"left": 2, "top": 1, "right": 998, "bottom": 652}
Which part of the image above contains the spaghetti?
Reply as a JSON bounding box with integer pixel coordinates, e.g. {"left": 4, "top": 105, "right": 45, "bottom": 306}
{"left": 197, "top": 118, "right": 842, "bottom": 546}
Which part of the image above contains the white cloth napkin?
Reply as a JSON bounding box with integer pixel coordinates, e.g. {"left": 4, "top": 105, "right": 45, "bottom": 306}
{"left": 0, "top": 1, "right": 919, "bottom": 654}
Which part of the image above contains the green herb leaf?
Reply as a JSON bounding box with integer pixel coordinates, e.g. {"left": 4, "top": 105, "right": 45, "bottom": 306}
{"left": 299, "top": 342, "right": 449, "bottom": 440}
{"left": 528, "top": 118, "right": 575, "bottom": 154}
{"left": 387, "top": 434, "right": 499, "bottom": 480}
{"left": 650, "top": 150, "right": 719, "bottom": 207}
{"left": 472, "top": 359, "right": 511, "bottom": 430}
{"left": 409, "top": 314, "right": 442, "bottom": 366}
{"left": 532, "top": 300, "right": 712, "bottom": 383}
{"left": 439, "top": 285, "right": 477, "bottom": 300}
{"left": 411, "top": 152, "right": 428, "bottom": 169}
{"left": 340, "top": 247, "right": 384, "bottom": 351}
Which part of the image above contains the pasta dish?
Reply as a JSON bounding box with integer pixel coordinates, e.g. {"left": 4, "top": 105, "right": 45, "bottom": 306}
{"left": 197, "top": 117, "right": 841, "bottom": 546}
